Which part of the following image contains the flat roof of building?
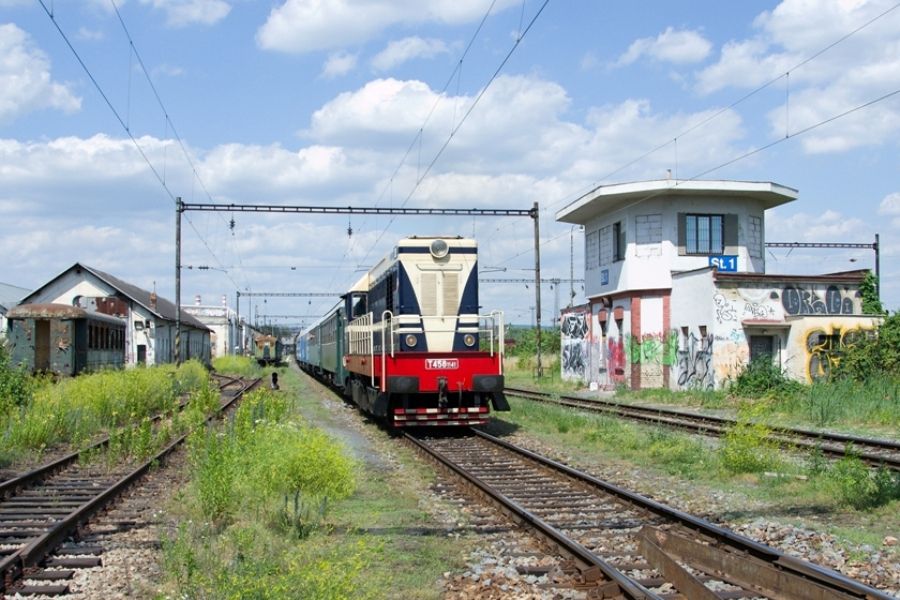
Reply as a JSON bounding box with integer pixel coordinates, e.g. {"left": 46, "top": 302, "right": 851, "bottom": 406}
{"left": 556, "top": 179, "right": 798, "bottom": 224}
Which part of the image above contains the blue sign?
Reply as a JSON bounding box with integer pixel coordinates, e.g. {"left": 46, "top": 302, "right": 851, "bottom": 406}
{"left": 709, "top": 255, "right": 738, "bottom": 272}
{"left": 600, "top": 269, "right": 609, "bottom": 285}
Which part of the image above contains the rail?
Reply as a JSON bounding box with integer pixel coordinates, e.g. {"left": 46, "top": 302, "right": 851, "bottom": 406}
{"left": 405, "top": 430, "right": 894, "bottom": 600}
{"left": 0, "top": 376, "right": 262, "bottom": 592}
{"left": 505, "top": 387, "right": 900, "bottom": 471}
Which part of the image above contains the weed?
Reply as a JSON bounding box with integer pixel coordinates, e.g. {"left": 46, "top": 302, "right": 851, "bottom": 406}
{"left": 827, "top": 452, "right": 900, "bottom": 510}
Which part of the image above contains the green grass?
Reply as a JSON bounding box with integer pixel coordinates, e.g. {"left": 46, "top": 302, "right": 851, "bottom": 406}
{"left": 0, "top": 361, "right": 209, "bottom": 460}
{"left": 490, "top": 396, "right": 900, "bottom": 542}
{"left": 160, "top": 366, "right": 470, "bottom": 599}
{"left": 212, "top": 355, "right": 265, "bottom": 378}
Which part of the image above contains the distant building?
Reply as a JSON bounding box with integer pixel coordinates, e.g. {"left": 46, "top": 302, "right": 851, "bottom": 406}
{"left": 556, "top": 179, "right": 880, "bottom": 390}
{"left": 0, "top": 282, "right": 31, "bottom": 340}
{"left": 19, "top": 263, "right": 211, "bottom": 366}
{"left": 182, "top": 295, "right": 240, "bottom": 358}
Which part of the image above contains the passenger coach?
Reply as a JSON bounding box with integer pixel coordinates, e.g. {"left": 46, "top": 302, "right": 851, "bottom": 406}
{"left": 6, "top": 303, "right": 126, "bottom": 375}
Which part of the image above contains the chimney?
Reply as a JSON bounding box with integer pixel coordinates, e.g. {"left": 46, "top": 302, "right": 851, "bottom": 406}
{"left": 195, "top": 294, "right": 201, "bottom": 306}
{"left": 221, "top": 294, "right": 227, "bottom": 307}
{"left": 666, "top": 168, "right": 672, "bottom": 180}
{"left": 149, "top": 291, "right": 158, "bottom": 311}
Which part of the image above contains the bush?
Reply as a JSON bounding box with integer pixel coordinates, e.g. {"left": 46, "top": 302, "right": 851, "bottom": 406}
{"left": 0, "top": 343, "right": 32, "bottom": 414}
{"left": 835, "top": 311, "right": 900, "bottom": 381}
{"left": 827, "top": 454, "right": 900, "bottom": 510}
{"left": 729, "top": 356, "right": 802, "bottom": 397}
{"left": 187, "top": 389, "right": 355, "bottom": 531}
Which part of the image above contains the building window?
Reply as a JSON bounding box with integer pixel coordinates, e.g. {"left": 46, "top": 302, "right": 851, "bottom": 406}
{"left": 599, "top": 225, "right": 612, "bottom": 266}
{"left": 685, "top": 214, "right": 723, "bottom": 255}
{"left": 585, "top": 230, "right": 599, "bottom": 270}
{"left": 748, "top": 215, "right": 762, "bottom": 259}
{"left": 613, "top": 221, "right": 626, "bottom": 262}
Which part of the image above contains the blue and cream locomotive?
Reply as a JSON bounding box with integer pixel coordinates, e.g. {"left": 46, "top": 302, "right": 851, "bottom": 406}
{"left": 297, "top": 236, "right": 508, "bottom": 426}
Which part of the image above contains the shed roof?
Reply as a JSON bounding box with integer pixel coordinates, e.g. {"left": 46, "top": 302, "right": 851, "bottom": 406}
{"left": 22, "top": 263, "right": 210, "bottom": 331}
{"left": 556, "top": 179, "right": 798, "bottom": 224}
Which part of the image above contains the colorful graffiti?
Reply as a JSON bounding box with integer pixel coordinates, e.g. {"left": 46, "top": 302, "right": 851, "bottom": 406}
{"left": 607, "top": 336, "right": 626, "bottom": 383}
{"left": 560, "top": 313, "right": 589, "bottom": 380}
{"left": 782, "top": 285, "right": 855, "bottom": 316}
{"left": 805, "top": 326, "right": 875, "bottom": 382}
{"left": 625, "top": 332, "right": 678, "bottom": 366}
{"left": 677, "top": 333, "right": 714, "bottom": 390}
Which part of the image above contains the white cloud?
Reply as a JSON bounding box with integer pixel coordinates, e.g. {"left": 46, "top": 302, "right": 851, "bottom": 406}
{"left": 321, "top": 51, "right": 358, "bottom": 79}
{"left": 256, "top": 0, "right": 519, "bottom": 54}
{"left": 694, "top": 0, "right": 900, "bottom": 154}
{"left": 0, "top": 23, "right": 81, "bottom": 123}
{"left": 76, "top": 27, "right": 105, "bottom": 42}
{"left": 615, "top": 27, "right": 712, "bottom": 67}
{"left": 879, "top": 192, "right": 900, "bottom": 228}
{"left": 371, "top": 37, "right": 449, "bottom": 71}
{"left": 139, "top": 0, "right": 231, "bottom": 27}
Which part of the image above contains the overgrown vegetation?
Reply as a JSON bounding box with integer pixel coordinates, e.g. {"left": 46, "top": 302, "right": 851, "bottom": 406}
{"left": 728, "top": 356, "right": 803, "bottom": 398}
{"left": 834, "top": 311, "right": 900, "bottom": 382}
{"left": 162, "top": 385, "right": 367, "bottom": 598}
{"left": 495, "top": 396, "right": 900, "bottom": 516}
{"left": 211, "top": 354, "right": 264, "bottom": 378}
{"left": 860, "top": 271, "right": 883, "bottom": 315}
{"left": 0, "top": 343, "right": 33, "bottom": 414}
{"left": 0, "top": 360, "right": 209, "bottom": 459}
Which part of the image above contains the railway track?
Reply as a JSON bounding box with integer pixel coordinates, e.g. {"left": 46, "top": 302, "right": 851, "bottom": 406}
{"left": 506, "top": 386, "right": 900, "bottom": 471}
{"left": 0, "top": 375, "right": 261, "bottom": 596}
{"left": 406, "top": 429, "right": 894, "bottom": 599}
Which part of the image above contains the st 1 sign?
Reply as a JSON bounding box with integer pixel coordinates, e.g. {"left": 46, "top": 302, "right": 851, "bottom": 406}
{"left": 709, "top": 255, "right": 738, "bottom": 272}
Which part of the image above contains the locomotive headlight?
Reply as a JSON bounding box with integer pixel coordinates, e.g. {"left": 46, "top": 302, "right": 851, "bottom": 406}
{"left": 463, "top": 334, "right": 476, "bottom": 347}
{"left": 405, "top": 334, "right": 418, "bottom": 347}
{"left": 430, "top": 239, "right": 449, "bottom": 259}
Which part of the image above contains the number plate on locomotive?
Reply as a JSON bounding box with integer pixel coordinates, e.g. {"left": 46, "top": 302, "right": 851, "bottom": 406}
{"left": 425, "top": 358, "right": 459, "bottom": 369}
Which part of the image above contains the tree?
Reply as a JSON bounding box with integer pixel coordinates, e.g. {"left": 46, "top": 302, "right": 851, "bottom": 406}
{"left": 860, "top": 271, "right": 883, "bottom": 315}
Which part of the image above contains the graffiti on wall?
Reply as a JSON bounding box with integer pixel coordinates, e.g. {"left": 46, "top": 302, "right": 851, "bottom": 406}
{"left": 782, "top": 285, "right": 856, "bottom": 316}
{"left": 625, "top": 332, "right": 678, "bottom": 366}
{"left": 607, "top": 336, "right": 626, "bottom": 383}
{"left": 805, "top": 326, "right": 875, "bottom": 382}
{"left": 677, "top": 333, "right": 714, "bottom": 390}
{"left": 560, "top": 312, "right": 589, "bottom": 380}
{"left": 713, "top": 294, "right": 737, "bottom": 323}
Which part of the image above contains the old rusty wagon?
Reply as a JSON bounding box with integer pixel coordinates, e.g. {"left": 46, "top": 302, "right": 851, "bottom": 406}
{"left": 6, "top": 303, "right": 126, "bottom": 375}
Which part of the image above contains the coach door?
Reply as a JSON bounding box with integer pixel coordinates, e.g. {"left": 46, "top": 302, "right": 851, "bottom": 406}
{"left": 34, "top": 319, "right": 50, "bottom": 371}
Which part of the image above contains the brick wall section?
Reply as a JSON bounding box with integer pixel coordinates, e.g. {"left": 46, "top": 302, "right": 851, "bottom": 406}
{"left": 630, "top": 295, "right": 641, "bottom": 390}
{"left": 662, "top": 293, "right": 671, "bottom": 388}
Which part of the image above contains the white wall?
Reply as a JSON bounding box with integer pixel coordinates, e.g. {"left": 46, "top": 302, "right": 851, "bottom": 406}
{"left": 584, "top": 196, "right": 767, "bottom": 299}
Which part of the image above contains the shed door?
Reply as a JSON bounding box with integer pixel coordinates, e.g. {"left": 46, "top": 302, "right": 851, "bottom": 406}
{"left": 35, "top": 320, "right": 50, "bottom": 371}
{"left": 749, "top": 335, "right": 774, "bottom": 362}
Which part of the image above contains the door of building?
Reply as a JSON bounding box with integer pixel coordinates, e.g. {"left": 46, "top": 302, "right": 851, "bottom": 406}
{"left": 137, "top": 344, "right": 147, "bottom": 365}
{"left": 34, "top": 320, "right": 50, "bottom": 371}
{"left": 749, "top": 335, "right": 774, "bottom": 362}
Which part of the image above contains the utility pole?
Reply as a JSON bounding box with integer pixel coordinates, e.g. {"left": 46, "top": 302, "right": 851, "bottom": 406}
{"left": 532, "top": 201, "right": 543, "bottom": 378}
{"left": 175, "top": 197, "right": 182, "bottom": 365}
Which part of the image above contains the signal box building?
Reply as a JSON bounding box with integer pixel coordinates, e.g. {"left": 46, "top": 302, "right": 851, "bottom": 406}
{"left": 19, "top": 263, "right": 211, "bottom": 366}
{"left": 556, "top": 179, "right": 880, "bottom": 390}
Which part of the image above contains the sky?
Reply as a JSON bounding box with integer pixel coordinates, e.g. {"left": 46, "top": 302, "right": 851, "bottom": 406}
{"left": 1, "top": 0, "right": 898, "bottom": 331}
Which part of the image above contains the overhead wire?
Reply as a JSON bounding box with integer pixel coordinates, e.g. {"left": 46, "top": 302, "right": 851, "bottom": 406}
{"left": 318, "top": 0, "right": 503, "bottom": 305}
{"left": 37, "top": 0, "right": 245, "bottom": 293}
{"left": 485, "top": 0, "right": 900, "bottom": 278}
